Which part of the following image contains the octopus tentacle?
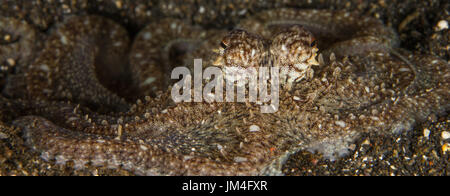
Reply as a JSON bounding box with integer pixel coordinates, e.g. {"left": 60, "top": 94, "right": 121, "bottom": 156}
{"left": 130, "top": 18, "right": 208, "bottom": 96}
{"left": 16, "top": 111, "right": 271, "bottom": 175}
{"left": 237, "top": 8, "right": 398, "bottom": 57}
{"left": 6, "top": 15, "right": 130, "bottom": 112}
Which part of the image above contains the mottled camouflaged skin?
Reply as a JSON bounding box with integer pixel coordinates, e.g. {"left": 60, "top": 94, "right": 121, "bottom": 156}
{"left": 0, "top": 8, "right": 448, "bottom": 175}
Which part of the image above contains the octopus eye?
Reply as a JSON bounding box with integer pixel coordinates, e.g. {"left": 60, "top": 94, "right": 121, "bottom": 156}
{"left": 310, "top": 40, "right": 317, "bottom": 47}
{"left": 220, "top": 41, "right": 228, "bottom": 49}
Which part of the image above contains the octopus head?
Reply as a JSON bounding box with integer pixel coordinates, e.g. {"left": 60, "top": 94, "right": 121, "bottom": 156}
{"left": 213, "top": 29, "right": 267, "bottom": 68}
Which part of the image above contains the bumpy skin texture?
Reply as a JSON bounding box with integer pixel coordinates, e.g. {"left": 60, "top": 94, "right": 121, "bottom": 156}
{"left": 215, "top": 29, "right": 267, "bottom": 68}
{"left": 130, "top": 18, "right": 207, "bottom": 96}
{"left": 213, "top": 25, "right": 319, "bottom": 89}
{"left": 4, "top": 16, "right": 130, "bottom": 112}
{"left": 3, "top": 9, "right": 449, "bottom": 175}
{"left": 0, "top": 17, "right": 41, "bottom": 88}
{"left": 237, "top": 9, "right": 399, "bottom": 56}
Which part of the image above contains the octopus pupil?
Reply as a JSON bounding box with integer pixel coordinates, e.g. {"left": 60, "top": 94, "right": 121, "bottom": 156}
{"left": 220, "top": 41, "right": 227, "bottom": 49}
{"left": 310, "top": 40, "right": 316, "bottom": 47}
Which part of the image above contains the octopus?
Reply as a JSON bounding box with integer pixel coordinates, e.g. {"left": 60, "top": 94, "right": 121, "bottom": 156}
{"left": 0, "top": 8, "right": 448, "bottom": 175}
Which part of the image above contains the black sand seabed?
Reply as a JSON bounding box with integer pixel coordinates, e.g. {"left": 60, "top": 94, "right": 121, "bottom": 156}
{"left": 0, "top": 0, "right": 448, "bottom": 176}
